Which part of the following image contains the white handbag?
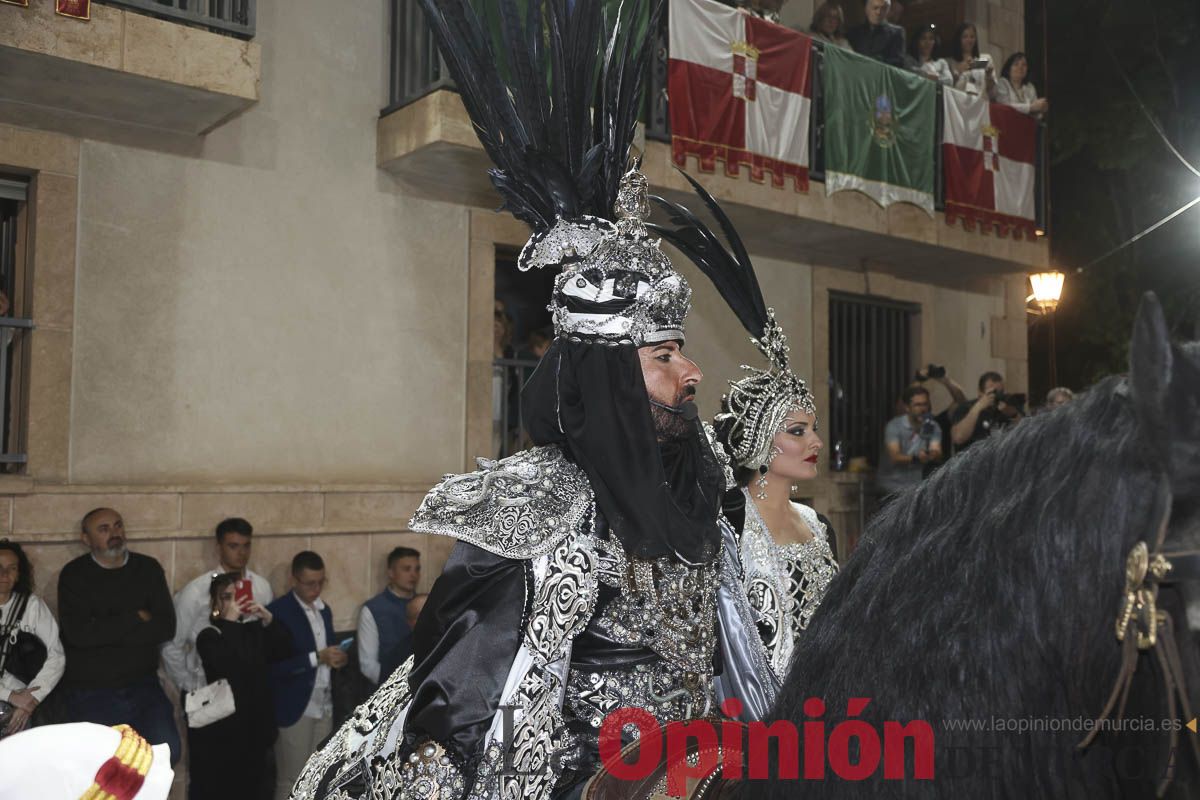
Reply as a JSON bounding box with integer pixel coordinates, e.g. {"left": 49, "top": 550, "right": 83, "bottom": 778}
{"left": 186, "top": 678, "right": 235, "bottom": 728}
{"left": 185, "top": 626, "right": 237, "bottom": 728}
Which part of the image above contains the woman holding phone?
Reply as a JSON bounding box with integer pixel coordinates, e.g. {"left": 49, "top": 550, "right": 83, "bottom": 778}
{"left": 190, "top": 572, "right": 293, "bottom": 800}
{"left": 948, "top": 22, "right": 995, "bottom": 98}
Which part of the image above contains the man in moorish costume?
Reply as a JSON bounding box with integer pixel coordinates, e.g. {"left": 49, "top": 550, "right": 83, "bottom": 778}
{"left": 289, "top": 2, "right": 778, "bottom": 799}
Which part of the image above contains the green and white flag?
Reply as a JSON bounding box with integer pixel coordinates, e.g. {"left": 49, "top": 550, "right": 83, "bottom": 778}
{"left": 822, "top": 45, "right": 936, "bottom": 213}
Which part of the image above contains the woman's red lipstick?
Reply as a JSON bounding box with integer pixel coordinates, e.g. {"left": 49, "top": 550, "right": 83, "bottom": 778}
{"left": 804, "top": 455, "right": 819, "bottom": 463}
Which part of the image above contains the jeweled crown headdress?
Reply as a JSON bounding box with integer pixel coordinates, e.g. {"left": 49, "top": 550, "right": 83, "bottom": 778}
{"left": 419, "top": 0, "right": 689, "bottom": 345}
{"left": 649, "top": 172, "right": 816, "bottom": 471}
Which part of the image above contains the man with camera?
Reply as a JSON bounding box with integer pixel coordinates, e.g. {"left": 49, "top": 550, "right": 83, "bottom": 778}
{"left": 878, "top": 384, "right": 944, "bottom": 499}
{"left": 950, "top": 371, "right": 1025, "bottom": 452}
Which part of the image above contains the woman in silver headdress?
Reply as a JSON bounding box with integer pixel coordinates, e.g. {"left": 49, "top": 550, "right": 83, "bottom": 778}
{"left": 712, "top": 313, "right": 839, "bottom": 680}
{"left": 649, "top": 176, "right": 840, "bottom": 682}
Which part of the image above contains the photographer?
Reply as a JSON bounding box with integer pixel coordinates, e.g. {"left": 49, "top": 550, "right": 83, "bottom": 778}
{"left": 950, "top": 371, "right": 1025, "bottom": 452}
{"left": 913, "top": 364, "right": 968, "bottom": 468}
{"left": 878, "top": 385, "right": 943, "bottom": 498}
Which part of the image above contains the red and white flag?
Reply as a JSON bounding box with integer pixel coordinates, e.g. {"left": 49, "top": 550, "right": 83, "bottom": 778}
{"left": 668, "top": 0, "right": 813, "bottom": 191}
{"left": 942, "top": 89, "right": 1039, "bottom": 239}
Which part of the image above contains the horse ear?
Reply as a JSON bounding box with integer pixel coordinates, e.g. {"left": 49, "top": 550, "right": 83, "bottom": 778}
{"left": 1129, "top": 293, "right": 1172, "bottom": 437}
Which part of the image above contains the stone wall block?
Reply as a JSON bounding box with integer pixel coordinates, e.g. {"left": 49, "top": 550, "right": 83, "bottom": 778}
{"left": 13, "top": 492, "right": 180, "bottom": 535}
{"left": 180, "top": 492, "right": 324, "bottom": 533}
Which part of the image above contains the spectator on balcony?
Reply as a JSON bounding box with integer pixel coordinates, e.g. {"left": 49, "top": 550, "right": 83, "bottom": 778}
{"left": 847, "top": 0, "right": 906, "bottom": 69}
{"left": 908, "top": 23, "right": 952, "bottom": 84}
{"left": 808, "top": 2, "right": 850, "bottom": 49}
{"left": 948, "top": 22, "right": 995, "bottom": 98}
{"left": 996, "top": 52, "right": 1049, "bottom": 118}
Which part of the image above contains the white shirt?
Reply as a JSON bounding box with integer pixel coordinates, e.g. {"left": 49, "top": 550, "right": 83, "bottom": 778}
{"left": 161, "top": 566, "right": 273, "bottom": 692}
{"left": 357, "top": 604, "right": 381, "bottom": 685}
{"left": 916, "top": 57, "right": 953, "bottom": 86}
{"left": 0, "top": 593, "right": 66, "bottom": 703}
{"left": 995, "top": 77, "right": 1041, "bottom": 115}
{"left": 299, "top": 595, "right": 332, "bottom": 720}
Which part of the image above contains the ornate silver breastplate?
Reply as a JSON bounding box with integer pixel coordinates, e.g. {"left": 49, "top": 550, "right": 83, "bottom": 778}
{"left": 563, "top": 536, "right": 719, "bottom": 732}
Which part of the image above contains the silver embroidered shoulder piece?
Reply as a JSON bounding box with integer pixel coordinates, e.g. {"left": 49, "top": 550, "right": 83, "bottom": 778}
{"left": 409, "top": 445, "right": 593, "bottom": 560}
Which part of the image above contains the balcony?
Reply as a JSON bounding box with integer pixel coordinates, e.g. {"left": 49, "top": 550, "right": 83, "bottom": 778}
{"left": 0, "top": 0, "right": 259, "bottom": 137}
{"left": 377, "top": 1, "right": 1050, "bottom": 282}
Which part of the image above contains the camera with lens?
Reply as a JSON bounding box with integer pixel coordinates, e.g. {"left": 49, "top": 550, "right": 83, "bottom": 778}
{"left": 918, "top": 413, "right": 940, "bottom": 440}
{"left": 914, "top": 363, "right": 946, "bottom": 381}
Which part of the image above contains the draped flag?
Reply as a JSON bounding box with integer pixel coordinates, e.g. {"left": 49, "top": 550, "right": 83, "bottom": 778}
{"left": 942, "top": 89, "right": 1039, "bottom": 239}
{"left": 668, "top": 0, "right": 813, "bottom": 191}
{"left": 822, "top": 44, "right": 936, "bottom": 213}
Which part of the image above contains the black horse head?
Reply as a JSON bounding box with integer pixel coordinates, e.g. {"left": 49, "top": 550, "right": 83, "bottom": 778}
{"left": 763, "top": 294, "right": 1200, "bottom": 799}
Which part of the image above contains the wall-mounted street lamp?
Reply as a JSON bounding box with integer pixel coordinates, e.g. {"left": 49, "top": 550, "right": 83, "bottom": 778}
{"left": 1028, "top": 270, "right": 1066, "bottom": 387}
{"left": 1029, "top": 271, "right": 1065, "bottom": 314}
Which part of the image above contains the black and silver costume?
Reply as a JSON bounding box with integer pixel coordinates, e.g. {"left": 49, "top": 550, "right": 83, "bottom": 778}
{"left": 288, "top": 3, "right": 776, "bottom": 799}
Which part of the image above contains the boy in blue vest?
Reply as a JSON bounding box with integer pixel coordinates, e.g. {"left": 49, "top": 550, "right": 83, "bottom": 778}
{"left": 356, "top": 547, "right": 420, "bottom": 686}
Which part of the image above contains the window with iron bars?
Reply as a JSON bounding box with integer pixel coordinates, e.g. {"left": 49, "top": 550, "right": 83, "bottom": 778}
{"left": 828, "top": 291, "right": 919, "bottom": 470}
{"left": 492, "top": 251, "right": 556, "bottom": 459}
{"left": 0, "top": 178, "right": 32, "bottom": 472}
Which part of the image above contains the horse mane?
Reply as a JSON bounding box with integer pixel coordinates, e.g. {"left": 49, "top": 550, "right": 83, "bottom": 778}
{"left": 767, "top": 374, "right": 1175, "bottom": 798}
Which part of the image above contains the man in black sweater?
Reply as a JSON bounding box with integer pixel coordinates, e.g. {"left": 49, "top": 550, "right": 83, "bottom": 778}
{"left": 847, "top": 0, "right": 906, "bottom": 69}
{"left": 57, "top": 507, "right": 180, "bottom": 764}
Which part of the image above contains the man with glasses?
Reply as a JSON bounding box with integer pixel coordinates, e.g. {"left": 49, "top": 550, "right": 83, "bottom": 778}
{"left": 268, "top": 551, "right": 345, "bottom": 800}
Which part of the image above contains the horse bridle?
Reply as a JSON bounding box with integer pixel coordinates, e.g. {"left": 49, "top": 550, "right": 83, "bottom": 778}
{"left": 1080, "top": 487, "right": 1200, "bottom": 797}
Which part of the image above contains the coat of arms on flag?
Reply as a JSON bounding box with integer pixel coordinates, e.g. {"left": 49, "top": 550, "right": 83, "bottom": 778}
{"left": 821, "top": 45, "right": 937, "bottom": 213}
{"left": 943, "top": 90, "right": 1039, "bottom": 239}
{"left": 668, "top": 0, "right": 813, "bottom": 191}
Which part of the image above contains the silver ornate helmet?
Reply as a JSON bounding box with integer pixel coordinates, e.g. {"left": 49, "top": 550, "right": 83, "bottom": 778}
{"left": 518, "top": 167, "right": 692, "bottom": 345}
{"left": 716, "top": 310, "right": 817, "bottom": 471}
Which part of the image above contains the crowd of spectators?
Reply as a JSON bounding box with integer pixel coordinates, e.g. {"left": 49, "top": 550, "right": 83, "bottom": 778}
{"left": 0, "top": 510, "right": 424, "bottom": 800}
{"left": 878, "top": 367, "right": 1075, "bottom": 498}
{"left": 729, "top": 1, "right": 1051, "bottom": 117}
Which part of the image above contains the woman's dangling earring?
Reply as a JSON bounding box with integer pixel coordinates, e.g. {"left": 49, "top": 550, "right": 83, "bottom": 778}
{"left": 755, "top": 446, "right": 781, "bottom": 500}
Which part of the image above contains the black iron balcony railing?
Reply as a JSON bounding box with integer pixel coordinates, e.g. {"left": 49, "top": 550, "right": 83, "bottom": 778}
{"left": 96, "top": 0, "right": 255, "bottom": 39}
{"left": 385, "top": 0, "right": 453, "bottom": 115}
{"left": 385, "top": 0, "right": 1048, "bottom": 235}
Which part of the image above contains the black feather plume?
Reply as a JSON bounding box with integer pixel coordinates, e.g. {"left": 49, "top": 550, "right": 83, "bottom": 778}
{"left": 416, "top": 0, "right": 658, "bottom": 232}
{"left": 648, "top": 170, "right": 770, "bottom": 338}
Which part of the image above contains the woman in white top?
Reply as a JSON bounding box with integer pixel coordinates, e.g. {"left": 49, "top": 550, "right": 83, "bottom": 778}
{"left": 0, "top": 540, "right": 65, "bottom": 736}
{"left": 996, "top": 52, "right": 1049, "bottom": 117}
{"left": 908, "top": 23, "right": 953, "bottom": 85}
{"left": 948, "top": 22, "right": 995, "bottom": 98}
